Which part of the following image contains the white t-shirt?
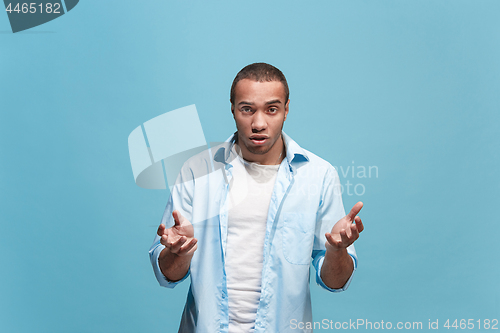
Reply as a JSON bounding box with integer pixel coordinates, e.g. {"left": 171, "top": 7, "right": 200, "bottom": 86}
{"left": 225, "top": 147, "right": 280, "bottom": 333}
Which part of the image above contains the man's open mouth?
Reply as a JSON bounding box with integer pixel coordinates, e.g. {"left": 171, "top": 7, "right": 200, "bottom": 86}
{"left": 250, "top": 136, "right": 268, "bottom": 145}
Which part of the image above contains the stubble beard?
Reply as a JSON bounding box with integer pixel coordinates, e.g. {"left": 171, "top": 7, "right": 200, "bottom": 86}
{"left": 239, "top": 123, "right": 284, "bottom": 156}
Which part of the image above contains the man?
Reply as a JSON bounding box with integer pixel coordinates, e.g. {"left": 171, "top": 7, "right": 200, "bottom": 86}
{"left": 149, "top": 63, "right": 364, "bottom": 332}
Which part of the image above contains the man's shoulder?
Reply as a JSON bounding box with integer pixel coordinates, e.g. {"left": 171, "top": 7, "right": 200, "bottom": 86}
{"left": 297, "top": 147, "right": 340, "bottom": 182}
{"left": 182, "top": 141, "right": 229, "bottom": 167}
{"left": 174, "top": 141, "right": 231, "bottom": 182}
{"left": 301, "top": 147, "right": 333, "bottom": 167}
{"left": 286, "top": 135, "right": 336, "bottom": 172}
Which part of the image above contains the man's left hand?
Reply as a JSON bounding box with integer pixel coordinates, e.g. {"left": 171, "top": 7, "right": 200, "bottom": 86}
{"left": 325, "top": 201, "right": 364, "bottom": 252}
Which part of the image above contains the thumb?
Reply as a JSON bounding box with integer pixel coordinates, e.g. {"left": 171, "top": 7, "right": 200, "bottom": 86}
{"left": 172, "top": 210, "right": 185, "bottom": 226}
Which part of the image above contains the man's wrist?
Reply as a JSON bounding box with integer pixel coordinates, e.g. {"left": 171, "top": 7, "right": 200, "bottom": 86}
{"left": 324, "top": 247, "right": 348, "bottom": 261}
{"left": 158, "top": 247, "right": 193, "bottom": 281}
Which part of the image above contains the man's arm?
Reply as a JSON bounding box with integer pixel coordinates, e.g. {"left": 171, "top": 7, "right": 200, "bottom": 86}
{"left": 320, "top": 202, "right": 364, "bottom": 289}
{"left": 157, "top": 210, "right": 198, "bottom": 282}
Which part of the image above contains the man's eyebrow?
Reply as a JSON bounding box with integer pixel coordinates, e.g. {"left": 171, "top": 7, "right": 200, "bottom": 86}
{"left": 266, "top": 99, "right": 282, "bottom": 105}
{"left": 237, "top": 99, "right": 282, "bottom": 106}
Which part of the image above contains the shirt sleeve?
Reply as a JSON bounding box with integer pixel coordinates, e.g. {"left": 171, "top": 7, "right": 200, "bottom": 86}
{"left": 312, "top": 248, "right": 357, "bottom": 292}
{"left": 148, "top": 163, "right": 195, "bottom": 288}
{"left": 312, "top": 165, "right": 358, "bottom": 292}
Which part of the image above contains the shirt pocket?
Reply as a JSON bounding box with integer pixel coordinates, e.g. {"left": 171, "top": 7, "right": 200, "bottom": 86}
{"left": 282, "top": 212, "right": 317, "bottom": 265}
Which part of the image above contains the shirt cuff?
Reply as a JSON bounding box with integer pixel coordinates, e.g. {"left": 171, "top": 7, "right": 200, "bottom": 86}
{"left": 314, "top": 251, "right": 357, "bottom": 292}
{"left": 149, "top": 243, "right": 190, "bottom": 288}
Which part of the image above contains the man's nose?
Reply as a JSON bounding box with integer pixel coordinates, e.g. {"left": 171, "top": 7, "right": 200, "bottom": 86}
{"left": 252, "top": 111, "right": 266, "bottom": 132}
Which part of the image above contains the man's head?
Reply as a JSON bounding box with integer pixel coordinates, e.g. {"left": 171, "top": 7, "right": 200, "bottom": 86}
{"left": 230, "top": 63, "right": 290, "bottom": 165}
{"left": 230, "top": 63, "right": 289, "bottom": 106}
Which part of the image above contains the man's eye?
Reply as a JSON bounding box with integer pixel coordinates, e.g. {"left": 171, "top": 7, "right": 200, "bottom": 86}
{"left": 268, "top": 108, "right": 278, "bottom": 113}
{"left": 242, "top": 107, "right": 253, "bottom": 113}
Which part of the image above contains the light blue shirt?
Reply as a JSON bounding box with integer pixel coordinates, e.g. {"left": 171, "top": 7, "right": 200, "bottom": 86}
{"left": 149, "top": 132, "right": 357, "bottom": 333}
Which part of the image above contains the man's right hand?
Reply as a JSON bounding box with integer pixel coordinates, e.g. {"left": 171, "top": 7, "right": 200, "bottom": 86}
{"left": 157, "top": 210, "right": 198, "bottom": 257}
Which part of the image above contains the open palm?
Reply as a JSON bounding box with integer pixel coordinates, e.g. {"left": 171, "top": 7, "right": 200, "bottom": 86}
{"left": 325, "top": 202, "right": 364, "bottom": 252}
{"left": 157, "top": 210, "right": 197, "bottom": 256}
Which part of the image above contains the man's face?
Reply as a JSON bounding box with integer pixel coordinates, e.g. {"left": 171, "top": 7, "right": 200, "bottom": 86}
{"left": 231, "top": 78, "right": 289, "bottom": 164}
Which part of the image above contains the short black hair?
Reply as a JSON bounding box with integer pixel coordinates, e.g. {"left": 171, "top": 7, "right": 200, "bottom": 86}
{"left": 230, "top": 63, "right": 289, "bottom": 105}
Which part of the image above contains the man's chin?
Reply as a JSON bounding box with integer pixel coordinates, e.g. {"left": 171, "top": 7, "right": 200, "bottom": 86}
{"left": 247, "top": 147, "right": 270, "bottom": 155}
{"left": 244, "top": 142, "right": 272, "bottom": 155}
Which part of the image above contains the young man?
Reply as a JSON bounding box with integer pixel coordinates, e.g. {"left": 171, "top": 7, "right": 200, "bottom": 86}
{"left": 149, "top": 63, "right": 364, "bottom": 333}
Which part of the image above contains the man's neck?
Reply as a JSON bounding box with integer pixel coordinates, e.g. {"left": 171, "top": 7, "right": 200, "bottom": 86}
{"left": 235, "top": 135, "right": 285, "bottom": 165}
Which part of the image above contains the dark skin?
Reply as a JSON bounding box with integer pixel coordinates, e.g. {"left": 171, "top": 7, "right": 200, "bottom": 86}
{"left": 157, "top": 210, "right": 197, "bottom": 281}
{"left": 157, "top": 79, "right": 364, "bottom": 288}
{"left": 321, "top": 201, "right": 364, "bottom": 288}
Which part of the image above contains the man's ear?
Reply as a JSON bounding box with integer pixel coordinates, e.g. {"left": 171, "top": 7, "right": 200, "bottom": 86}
{"left": 231, "top": 103, "right": 235, "bottom": 116}
{"left": 284, "top": 99, "right": 290, "bottom": 121}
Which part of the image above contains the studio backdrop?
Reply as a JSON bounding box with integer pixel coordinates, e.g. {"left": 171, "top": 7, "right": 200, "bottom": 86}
{"left": 1, "top": 1, "right": 499, "bottom": 332}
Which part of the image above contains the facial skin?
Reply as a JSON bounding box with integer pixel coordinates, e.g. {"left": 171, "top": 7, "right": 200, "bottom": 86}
{"left": 231, "top": 79, "right": 290, "bottom": 165}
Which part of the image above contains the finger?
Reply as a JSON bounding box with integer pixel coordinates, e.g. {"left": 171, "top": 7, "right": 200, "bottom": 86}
{"left": 354, "top": 216, "right": 364, "bottom": 233}
{"left": 349, "top": 223, "right": 360, "bottom": 241}
{"left": 339, "top": 229, "right": 350, "bottom": 246}
{"left": 183, "top": 241, "right": 198, "bottom": 256}
{"left": 186, "top": 243, "right": 198, "bottom": 255}
{"left": 160, "top": 234, "right": 168, "bottom": 246}
{"left": 172, "top": 210, "right": 185, "bottom": 227}
{"left": 347, "top": 201, "right": 363, "bottom": 221}
{"left": 162, "top": 230, "right": 176, "bottom": 247}
{"left": 169, "top": 236, "right": 187, "bottom": 253}
{"left": 157, "top": 224, "right": 166, "bottom": 237}
{"left": 344, "top": 224, "right": 353, "bottom": 238}
{"left": 325, "top": 232, "right": 341, "bottom": 249}
{"left": 179, "top": 238, "right": 198, "bottom": 255}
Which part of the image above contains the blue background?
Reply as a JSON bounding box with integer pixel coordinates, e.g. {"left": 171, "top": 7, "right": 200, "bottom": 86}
{"left": 1, "top": 1, "right": 498, "bottom": 332}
